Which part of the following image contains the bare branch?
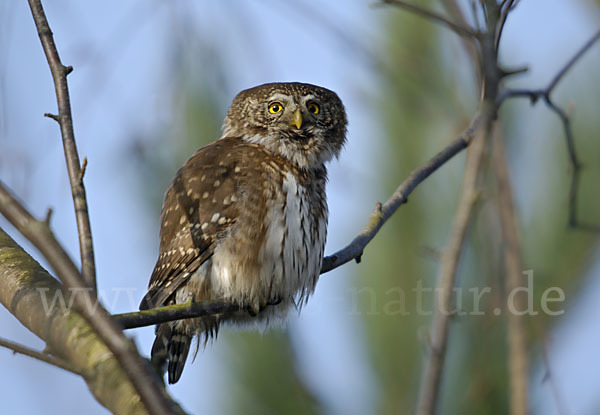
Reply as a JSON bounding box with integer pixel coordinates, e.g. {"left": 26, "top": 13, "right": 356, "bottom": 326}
{"left": 416, "top": 112, "right": 493, "bottom": 415}
{"left": 115, "top": 300, "right": 242, "bottom": 330}
{"left": 376, "top": 0, "right": 479, "bottom": 39}
{"left": 492, "top": 132, "right": 528, "bottom": 415}
{"left": 321, "top": 113, "right": 482, "bottom": 273}
{"left": 499, "top": 29, "right": 600, "bottom": 104}
{"left": 496, "top": 0, "right": 517, "bottom": 49}
{"left": 0, "top": 182, "right": 182, "bottom": 414}
{"left": 27, "top": 0, "right": 96, "bottom": 290}
{"left": 0, "top": 181, "right": 80, "bottom": 278}
{"left": 499, "top": 29, "right": 600, "bottom": 230}
{"left": 547, "top": 29, "right": 600, "bottom": 93}
{"left": 0, "top": 336, "right": 86, "bottom": 377}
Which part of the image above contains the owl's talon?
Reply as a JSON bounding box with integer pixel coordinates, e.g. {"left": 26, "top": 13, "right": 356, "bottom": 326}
{"left": 246, "top": 305, "right": 259, "bottom": 317}
{"left": 267, "top": 298, "right": 282, "bottom": 306}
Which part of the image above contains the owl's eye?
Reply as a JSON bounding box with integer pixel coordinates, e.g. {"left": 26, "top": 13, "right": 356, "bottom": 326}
{"left": 307, "top": 102, "right": 320, "bottom": 114}
{"left": 269, "top": 102, "right": 284, "bottom": 114}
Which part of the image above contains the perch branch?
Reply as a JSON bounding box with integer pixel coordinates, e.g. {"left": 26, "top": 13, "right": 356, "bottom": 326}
{"left": 378, "top": 0, "right": 479, "bottom": 39}
{"left": 498, "top": 29, "right": 600, "bottom": 230}
{"left": 115, "top": 300, "right": 242, "bottom": 330}
{"left": 27, "top": 0, "right": 96, "bottom": 290}
{"left": 321, "top": 113, "right": 481, "bottom": 273}
{"left": 0, "top": 336, "right": 85, "bottom": 377}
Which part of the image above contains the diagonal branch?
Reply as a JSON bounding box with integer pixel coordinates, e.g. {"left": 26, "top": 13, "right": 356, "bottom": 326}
{"left": 27, "top": 0, "right": 96, "bottom": 290}
{"left": 0, "top": 228, "right": 185, "bottom": 414}
{"left": 0, "top": 181, "right": 182, "bottom": 414}
{"left": 0, "top": 336, "right": 85, "bottom": 377}
{"left": 0, "top": 181, "right": 81, "bottom": 282}
{"left": 547, "top": 30, "right": 600, "bottom": 93}
{"left": 378, "top": 0, "right": 479, "bottom": 39}
{"left": 321, "top": 114, "right": 482, "bottom": 274}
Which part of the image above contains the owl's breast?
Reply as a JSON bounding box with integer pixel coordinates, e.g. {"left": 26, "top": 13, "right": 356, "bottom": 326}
{"left": 209, "top": 168, "right": 327, "bottom": 309}
{"left": 279, "top": 171, "right": 328, "bottom": 303}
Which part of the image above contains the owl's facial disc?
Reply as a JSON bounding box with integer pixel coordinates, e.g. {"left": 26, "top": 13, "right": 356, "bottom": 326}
{"left": 224, "top": 82, "right": 347, "bottom": 169}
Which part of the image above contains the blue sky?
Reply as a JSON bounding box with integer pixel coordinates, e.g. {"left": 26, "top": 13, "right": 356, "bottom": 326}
{"left": 1, "top": 1, "right": 599, "bottom": 414}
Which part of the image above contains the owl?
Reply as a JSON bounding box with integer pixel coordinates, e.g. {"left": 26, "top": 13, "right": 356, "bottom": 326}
{"left": 140, "top": 82, "right": 347, "bottom": 384}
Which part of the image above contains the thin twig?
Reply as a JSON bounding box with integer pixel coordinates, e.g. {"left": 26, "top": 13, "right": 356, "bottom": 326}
{"left": 28, "top": 0, "right": 96, "bottom": 291}
{"left": 547, "top": 29, "right": 600, "bottom": 93}
{"left": 321, "top": 113, "right": 481, "bottom": 273}
{"left": 377, "top": 0, "right": 478, "bottom": 39}
{"left": 496, "top": 0, "right": 516, "bottom": 50}
{"left": 443, "top": 0, "right": 483, "bottom": 87}
{"left": 498, "top": 29, "right": 600, "bottom": 104}
{"left": 499, "top": 29, "right": 600, "bottom": 230}
{"left": 0, "top": 336, "right": 85, "bottom": 377}
{"left": 492, "top": 131, "right": 528, "bottom": 415}
{"left": 416, "top": 112, "right": 493, "bottom": 415}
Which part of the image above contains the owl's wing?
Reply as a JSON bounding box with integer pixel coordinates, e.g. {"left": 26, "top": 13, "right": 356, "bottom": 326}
{"left": 140, "top": 138, "right": 243, "bottom": 310}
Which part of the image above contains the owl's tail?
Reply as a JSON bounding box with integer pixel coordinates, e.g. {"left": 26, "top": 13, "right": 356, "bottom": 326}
{"left": 151, "top": 324, "right": 191, "bottom": 384}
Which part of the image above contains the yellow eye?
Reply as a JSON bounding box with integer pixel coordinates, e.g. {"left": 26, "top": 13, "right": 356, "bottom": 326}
{"left": 269, "top": 102, "right": 283, "bottom": 114}
{"left": 308, "top": 102, "right": 320, "bottom": 114}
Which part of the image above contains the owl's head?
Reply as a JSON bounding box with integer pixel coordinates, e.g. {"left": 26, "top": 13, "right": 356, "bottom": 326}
{"left": 222, "top": 82, "right": 347, "bottom": 169}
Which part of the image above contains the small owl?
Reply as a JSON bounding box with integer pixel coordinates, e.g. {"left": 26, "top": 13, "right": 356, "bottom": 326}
{"left": 140, "top": 82, "right": 347, "bottom": 383}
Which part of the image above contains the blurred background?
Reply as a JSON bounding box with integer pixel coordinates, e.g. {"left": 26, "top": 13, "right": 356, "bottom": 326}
{"left": 1, "top": 0, "right": 599, "bottom": 413}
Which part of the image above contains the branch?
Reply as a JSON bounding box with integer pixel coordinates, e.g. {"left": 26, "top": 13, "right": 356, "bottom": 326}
{"left": 498, "top": 29, "right": 600, "bottom": 230}
{"left": 0, "top": 229, "right": 185, "bottom": 414}
{"left": 27, "top": 0, "right": 96, "bottom": 290}
{"left": 495, "top": 0, "right": 517, "bottom": 49}
{"left": 0, "top": 181, "right": 81, "bottom": 283}
{"left": 321, "top": 114, "right": 481, "bottom": 273}
{"left": 499, "top": 29, "right": 600, "bottom": 104}
{"left": 377, "top": 0, "right": 479, "bottom": 39}
{"left": 115, "top": 300, "right": 242, "bottom": 330}
{"left": 0, "top": 182, "right": 183, "bottom": 414}
{"left": 492, "top": 131, "right": 528, "bottom": 415}
{"left": 416, "top": 110, "right": 493, "bottom": 415}
{"left": 0, "top": 336, "right": 85, "bottom": 377}
{"left": 417, "top": 4, "right": 504, "bottom": 413}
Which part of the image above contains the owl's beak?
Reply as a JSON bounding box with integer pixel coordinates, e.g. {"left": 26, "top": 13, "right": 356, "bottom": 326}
{"left": 290, "top": 109, "right": 303, "bottom": 129}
